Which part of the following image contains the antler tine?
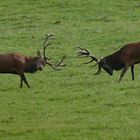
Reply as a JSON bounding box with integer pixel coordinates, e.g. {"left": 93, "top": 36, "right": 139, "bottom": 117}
{"left": 77, "top": 46, "right": 98, "bottom": 64}
{"left": 46, "top": 56, "right": 66, "bottom": 70}
{"left": 78, "top": 46, "right": 89, "bottom": 53}
{"left": 77, "top": 46, "right": 90, "bottom": 56}
{"left": 43, "top": 33, "right": 55, "bottom": 48}
{"left": 43, "top": 43, "right": 51, "bottom": 60}
{"left": 55, "top": 56, "right": 66, "bottom": 67}
{"left": 43, "top": 33, "right": 55, "bottom": 61}
{"left": 83, "top": 56, "right": 98, "bottom": 64}
{"left": 46, "top": 62, "right": 61, "bottom": 71}
{"left": 94, "top": 64, "right": 102, "bottom": 75}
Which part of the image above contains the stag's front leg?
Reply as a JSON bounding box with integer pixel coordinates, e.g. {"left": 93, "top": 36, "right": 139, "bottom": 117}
{"left": 118, "top": 66, "right": 129, "bottom": 82}
{"left": 20, "top": 73, "right": 30, "bottom": 88}
{"left": 20, "top": 78, "right": 23, "bottom": 88}
{"left": 131, "top": 65, "right": 134, "bottom": 80}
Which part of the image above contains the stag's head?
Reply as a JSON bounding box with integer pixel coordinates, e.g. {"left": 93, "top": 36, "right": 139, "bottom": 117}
{"left": 34, "top": 50, "right": 46, "bottom": 71}
{"left": 77, "top": 47, "right": 113, "bottom": 75}
{"left": 35, "top": 33, "right": 66, "bottom": 71}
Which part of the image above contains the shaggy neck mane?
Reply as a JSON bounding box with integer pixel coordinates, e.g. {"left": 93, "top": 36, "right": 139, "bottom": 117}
{"left": 24, "top": 56, "right": 38, "bottom": 73}
{"left": 25, "top": 56, "right": 34, "bottom": 63}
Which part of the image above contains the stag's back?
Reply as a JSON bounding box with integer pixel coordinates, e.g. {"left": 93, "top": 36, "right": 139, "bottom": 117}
{"left": 0, "top": 53, "right": 25, "bottom": 73}
{"left": 119, "top": 42, "right": 140, "bottom": 64}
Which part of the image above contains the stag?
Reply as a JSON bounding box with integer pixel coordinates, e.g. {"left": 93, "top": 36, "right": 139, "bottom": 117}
{"left": 0, "top": 34, "right": 65, "bottom": 88}
{"left": 78, "top": 42, "right": 140, "bottom": 82}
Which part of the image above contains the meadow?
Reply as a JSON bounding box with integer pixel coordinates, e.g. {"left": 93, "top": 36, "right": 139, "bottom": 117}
{"left": 0, "top": 0, "right": 140, "bottom": 139}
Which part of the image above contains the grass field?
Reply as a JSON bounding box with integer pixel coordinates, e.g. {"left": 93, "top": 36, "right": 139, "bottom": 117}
{"left": 0, "top": 0, "right": 140, "bottom": 140}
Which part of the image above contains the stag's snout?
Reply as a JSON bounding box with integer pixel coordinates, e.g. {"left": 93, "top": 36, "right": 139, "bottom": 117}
{"left": 36, "top": 59, "right": 46, "bottom": 71}
{"left": 37, "top": 66, "right": 43, "bottom": 71}
{"left": 99, "top": 59, "right": 113, "bottom": 76}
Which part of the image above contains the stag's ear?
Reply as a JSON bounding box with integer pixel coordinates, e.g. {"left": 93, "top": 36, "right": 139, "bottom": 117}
{"left": 37, "top": 49, "right": 42, "bottom": 57}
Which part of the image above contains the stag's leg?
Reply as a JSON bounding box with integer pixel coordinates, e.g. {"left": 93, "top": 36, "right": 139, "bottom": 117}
{"left": 118, "top": 66, "right": 129, "bottom": 82}
{"left": 20, "top": 73, "right": 30, "bottom": 88}
{"left": 20, "top": 78, "right": 23, "bottom": 88}
{"left": 131, "top": 65, "right": 134, "bottom": 81}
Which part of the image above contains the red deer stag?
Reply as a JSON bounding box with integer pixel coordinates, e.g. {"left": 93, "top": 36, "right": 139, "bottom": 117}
{"left": 0, "top": 34, "right": 65, "bottom": 88}
{"left": 78, "top": 42, "right": 140, "bottom": 82}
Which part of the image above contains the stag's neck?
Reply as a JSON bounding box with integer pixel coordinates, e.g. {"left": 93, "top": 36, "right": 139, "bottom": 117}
{"left": 105, "top": 51, "right": 124, "bottom": 70}
{"left": 24, "top": 56, "right": 38, "bottom": 73}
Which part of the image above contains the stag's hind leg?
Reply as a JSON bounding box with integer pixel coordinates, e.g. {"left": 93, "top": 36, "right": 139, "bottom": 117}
{"left": 131, "top": 65, "right": 134, "bottom": 81}
{"left": 118, "top": 66, "right": 129, "bottom": 82}
{"left": 20, "top": 73, "right": 30, "bottom": 88}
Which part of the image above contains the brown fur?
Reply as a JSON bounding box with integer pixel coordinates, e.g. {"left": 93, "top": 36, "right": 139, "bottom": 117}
{"left": 0, "top": 53, "right": 45, "bottom": 88}
{"left": 78, "top": 42, "right": 140, "bottom": 82}
{"left": 99, "top": 42, "right": 140, "bottom": 81}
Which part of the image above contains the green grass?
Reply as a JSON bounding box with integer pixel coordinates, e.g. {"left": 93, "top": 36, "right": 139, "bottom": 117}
{"left": 0, "top": 0, "right": 140, "bottom": 139}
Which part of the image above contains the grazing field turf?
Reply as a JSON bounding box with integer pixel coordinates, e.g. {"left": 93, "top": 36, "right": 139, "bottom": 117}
{"left": 0, "top": 0, "right": 140, "bottom": 139}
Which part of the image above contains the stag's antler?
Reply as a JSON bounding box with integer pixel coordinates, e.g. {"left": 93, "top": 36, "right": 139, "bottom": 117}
{"left": 43, "top": 33, "right": 55, "bottom": 60}
{"left": 46, "top": 56, "right": 66, "bottom": 70}
{"left": 54, "top": 56, "right": 66, "bottom": 67}
{"left": 77, "top": 46, "right": 102, "bottom": 74}
{"left": 77, "top": 46, "right": 98, "bottom": 65}
{"left": 43, "top": 33, "right": 66, "bottom": 70}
